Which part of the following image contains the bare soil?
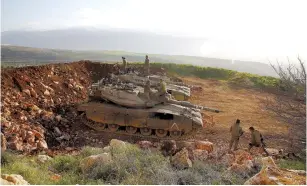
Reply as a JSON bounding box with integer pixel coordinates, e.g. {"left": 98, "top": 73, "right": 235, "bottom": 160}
{"left": 182, "top": 76, "right": 290, "bottom": 150}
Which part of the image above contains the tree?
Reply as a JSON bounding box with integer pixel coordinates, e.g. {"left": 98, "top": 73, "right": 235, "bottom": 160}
{"left": 266, "top": 57, "right": 306, "bottom": 152}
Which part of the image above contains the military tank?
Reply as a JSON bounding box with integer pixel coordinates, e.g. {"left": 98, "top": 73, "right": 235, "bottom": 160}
{"left": 113, "top": 73, "right": 191, "bottom": 101}
{"left": 77, "top": 77, "right": 220, "bottom": 139}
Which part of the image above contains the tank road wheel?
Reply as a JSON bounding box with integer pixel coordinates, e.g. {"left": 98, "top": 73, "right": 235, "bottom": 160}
{"left": 140, "top": 127, "right": 152, "bottom": 136}
{"left": 126, "top": 126, "right": 137, "bottom": 134}
{"left": 84, "top": 120, "right": 106, "bottom": 131}
{"left": 155, "top": 129, "right": 167, "bottom": 138}
{"left": 94, "top": 123, "right": 106, "bottom": 131}
{"left": 108, "top": 124, "right": 119, "bottom": 132}
{"left": 170, "top": 130, "right": 182, "bottom": 138}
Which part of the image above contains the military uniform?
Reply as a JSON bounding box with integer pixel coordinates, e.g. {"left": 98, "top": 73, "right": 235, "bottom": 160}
{"left": 122, "top": 57, "right": 127, "bottom": 73}
{"left": 248, "top": 128, "right": 269, "bottom": 155}
{"left": 144, "top": 80, "right": 151, "bottom": 100}
{"left": 229, "top": 121, "right": 243, "bottom": 151}
{"left": 158, "top": 80, "right": 170, "bottom": 103}
{"left": 159, "top": 80, "right": 167, "bottom": 94}
{"left": 144, "top": 55, "right": 150, "bottom": 76}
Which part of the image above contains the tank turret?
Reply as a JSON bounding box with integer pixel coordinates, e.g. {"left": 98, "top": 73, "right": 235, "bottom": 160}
{"left": 114, "top": 73, "right": 191, "bottom": 101}
{"left": 88, "top": 78, "right": 218, "bottom": 113}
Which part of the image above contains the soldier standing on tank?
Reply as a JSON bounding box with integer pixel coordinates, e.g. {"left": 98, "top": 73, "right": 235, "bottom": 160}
{"left": 122, "top": 56, "right": 127, "bottom": 73}
{"left": 158, "top": 79, "right": 169, "bottom": 103}
{"left": 159, "top": 79, "right": 167, "bottom": 95}
{"left": 144, "top": 55, "right": 150, "bottom": 76}
{"left": 144, "top": 80, "right": 151, "bottom": 100}
{"left": 248, "top": 127, "right": 269, "bottom": 155}
{"left": 229, "top": 119, "right": 244, "bottom": 152}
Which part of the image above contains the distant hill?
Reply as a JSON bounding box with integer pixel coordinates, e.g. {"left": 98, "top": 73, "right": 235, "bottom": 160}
{"left": 1, "top": 28, "right": 204, "bottom": 56}
{"left": 1, "top": 28, "right": 277, "bottom": 76}
{"left": 1, "top": 45, "right": 277, "bottom": 77}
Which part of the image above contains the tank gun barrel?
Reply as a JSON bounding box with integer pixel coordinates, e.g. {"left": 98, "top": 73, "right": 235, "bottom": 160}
{"left": 200, "top": 106, "right": 220, "bottom": 113}
{"left": 169, "top": 81, "right": 186, "bottom": 86}
{"left": 166, "top": 99, "right": 220, "bottom": 113}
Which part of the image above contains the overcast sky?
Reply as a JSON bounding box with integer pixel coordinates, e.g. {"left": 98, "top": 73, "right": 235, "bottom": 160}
{"left": 1, "top": 0, "right": 307, "bottom": 62}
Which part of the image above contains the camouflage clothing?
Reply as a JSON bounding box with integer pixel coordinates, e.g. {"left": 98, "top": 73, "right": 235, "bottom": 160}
{"left": 250, "top": 130, "right": 262, "bottom": 145}
{"left": 229, "top": 122, "right": 243, "bottom": 151}
{"left": 230, "top": 122, "right": 243, "bottom": 138}
{"left": 248, "top": 128, "right": 269, "bottom": 155}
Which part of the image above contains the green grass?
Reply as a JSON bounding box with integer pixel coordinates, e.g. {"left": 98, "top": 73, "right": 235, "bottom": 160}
{"left": 0, "top": 148, "right": 107, "bottom": 185}
{"left": 1, "top": 151, "right": 55, "bottom": 184}
{"left": 277, "top": 159, "right": 306, "bottom": 170}
{"left": 130, "top": 62, "right": 280, "bottom": 89}
{"left": 79, "top": 146, "right": 106, "bottom": 158}
{"left": 3, "top": 146, "right": 305, "bottom": 185}
{"left": 1, "top": 144, "right": 253, "bottom": 185}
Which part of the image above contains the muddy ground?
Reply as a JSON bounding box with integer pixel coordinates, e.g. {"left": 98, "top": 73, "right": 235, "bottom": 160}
{"left": 0, "top": 60, "right": 298, "bottom": 155}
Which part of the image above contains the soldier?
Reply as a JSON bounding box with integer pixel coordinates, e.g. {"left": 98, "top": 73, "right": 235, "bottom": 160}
{"left": 229, "top": 119, "right": 243, "bottom": 152}
{"left": 158, "top": 79, "right": 169, "bottom": 103}
{"left": 248, "top": 127, "right": 269, "bottom": 155}
{"left": 144, "top": 55, "right": 150, "bottom": 76}
{"left": 144, "top": 80, "right": 151, "bottom": 100}
{"left": 159, "top": 79, "right": 167, "bottom": 95}
{"left": 122, "top": 57, "right": 127, "bottom": 73}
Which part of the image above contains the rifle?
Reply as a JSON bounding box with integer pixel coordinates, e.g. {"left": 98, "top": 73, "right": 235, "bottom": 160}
{"left": 261, "top": 140, "right": 267, "bottom": 147}
{"left": 260, "top": 134, "right": 266, "bottom": 147}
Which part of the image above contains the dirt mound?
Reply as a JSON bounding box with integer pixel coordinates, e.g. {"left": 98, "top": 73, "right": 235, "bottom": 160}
{"left": 1, "top": 61, "right": 121, "bottom": 152}
{"left": 1, "top": 60, "right": 171, "bottom": 153}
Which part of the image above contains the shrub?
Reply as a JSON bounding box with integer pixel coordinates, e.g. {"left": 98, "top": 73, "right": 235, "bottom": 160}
{"left": 1, "top": 145, "right": 256, "bottom": 185}
{"left": 79, "top": 146, "right": 106, "bottom": 158}
{"left": 84, "top": 143, "right": 175, "bottom": 184}
{"left": 1, "top": 150, "right": 16, "bottom": 166}
{"left": 51, "top": 155, "right": 81, "bottom": 173}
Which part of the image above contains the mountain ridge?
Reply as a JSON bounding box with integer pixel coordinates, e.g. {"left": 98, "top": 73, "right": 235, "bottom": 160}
{"left": 1, "top": 44, "right": 277, "bottom": 77}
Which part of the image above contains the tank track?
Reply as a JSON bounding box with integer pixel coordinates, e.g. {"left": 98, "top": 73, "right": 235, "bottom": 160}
{"left": 79, "top": 113, "right": 198, "bottom": 142}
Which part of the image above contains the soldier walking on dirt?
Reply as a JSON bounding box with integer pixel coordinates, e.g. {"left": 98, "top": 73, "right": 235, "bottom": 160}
{"left": 144, "top": 55, "right": 150, "bottom": 76}
{"left": 122, "top": 56, "right": 127, "bottom": 73}
{"left": 229, "top": 119, "right": 243, "bottom": 152}
{"left": 248, "top": 127, "right": 269, "bottom": 156}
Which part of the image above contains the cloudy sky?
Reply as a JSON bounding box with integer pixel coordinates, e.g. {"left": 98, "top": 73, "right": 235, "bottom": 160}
{"left": 1, "top": 0, "right": 307, "bottom": 62}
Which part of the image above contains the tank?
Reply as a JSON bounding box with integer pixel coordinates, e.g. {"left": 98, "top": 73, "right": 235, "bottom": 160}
{"left": 114, "top": 73, "right": 191, "bottom": 101}
{"left": 77, "top": 78, "right": 220, "bottom": 139}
